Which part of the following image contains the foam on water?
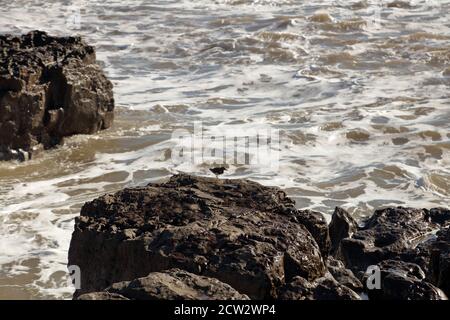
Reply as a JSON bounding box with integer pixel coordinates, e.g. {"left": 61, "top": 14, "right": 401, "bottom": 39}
{"left": 0, "top": 0, "right": 449, "bottom": 298}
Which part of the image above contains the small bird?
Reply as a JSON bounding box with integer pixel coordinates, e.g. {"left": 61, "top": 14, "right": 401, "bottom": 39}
{"left": 209, "top": 166, "right": 227, "bottom": 178}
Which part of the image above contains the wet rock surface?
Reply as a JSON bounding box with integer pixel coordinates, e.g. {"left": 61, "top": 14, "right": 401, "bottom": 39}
{"left": 339, "top": 207, "right": 448, "bottom": 273}
{"left": 428, "top": 227, "right": 450, "bottom": 296}
{"left": 291, "top": 209, "right": 330, "bottom": 257}
{"left": 0, "top": 30, "right": 114, "bottom": 160}
{"left": 77, "top": 268, "right": 249, "bottom": 300}
{"left": 329, "top": 207, "right": 358, "bottom": 256}
{"left": 326, "top": 257, "right": 363, "bottom": 292}
{"left": 365, "top": 259, "right": 447, "bottom": 300}
{"left": 68, "top": 174, "right": 450, "bottom": 300}
{"left": 278, "top": 275, "right": 361, "bottom": 300}
{"left": 335, "top": 206, "right": 449, "bottom": 300}
{"left": 69, "top": 174, "right": 327, "bottom": 299}
{"left": 77, "top": 292, "right": 128, "bottom": 300}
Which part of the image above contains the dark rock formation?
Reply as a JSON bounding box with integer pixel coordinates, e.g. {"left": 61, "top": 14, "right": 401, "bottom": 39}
{"left": 339, "top": 207, "right": 446, "bottom": 273}
{"left": 326, "top": 257, "right": 363, "bottom": 292}
{"left": 77, "top": 292, "right": 128, "bottom": 300}
{"left": 428, "top": 208, "right": 450, "bottom": 225}
{"left": 69, "top": 174, "right": 327, "bottom": 299}
{"left": 365, "top": 260, "right": 447, "bottom": 300}
{"left": 428, "top": 227, "right": 450, "bottom": 296}
{"left": 0, "top": 30, "right": 114, "bottom": 161}
{"left": 77, "top": 269, "right": 249, "bottom": 300}
{"left": 338, "top": 207, "right": 450, "bottom": 300}
{"left": 278, "top": 275, "right": 361, "bottom": 300}
{"left": 68, "top": 174, "right": 450, "bottom": 300}
{"left": 292, "top": 209, "right": 330, "bottom": 257}
{"left": 329, "top": 207, "right": 358, "bottom": 256}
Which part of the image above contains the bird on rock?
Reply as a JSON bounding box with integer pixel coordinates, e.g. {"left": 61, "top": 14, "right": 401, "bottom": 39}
{"left": 209, "top": 167, "right": 227, "bottom": 178}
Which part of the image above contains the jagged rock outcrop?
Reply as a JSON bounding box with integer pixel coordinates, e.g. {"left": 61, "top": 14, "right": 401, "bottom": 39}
{"left": 292, "top": 209, "right": 330, "bottom": 257}
{"left": 0, "top": 30, "right": 114, "bottom": 161}
{"left": 326, "top": 257, "right": 363, "bottom": 292}
{"left": 278, "top": 274, "right": 361, "bottom": 300}
{"left": 339, "top": 207, "right": 449, "bottom": 274}
{"left": 335, "top": 206, "right": 450, "bottom": 300}
{"left": 77, "top": 292, "right": 128, "bottom": 300}
{"left": 364, "top": 259, "right": 447, "bottom": 300}
{"left": 68, "top": 174, "right": 450, "bottom": 300}
{"left": 329, "top": 207, "right": 358, "bottom": 256}
{"left": 77, "top": 269, "right": 249, "bottom": 300}
{"left": 68, "top": 174, "right": 328, "bottom": 299}
{"left": 428, "top": 227, "right": 450, "bottom": 296}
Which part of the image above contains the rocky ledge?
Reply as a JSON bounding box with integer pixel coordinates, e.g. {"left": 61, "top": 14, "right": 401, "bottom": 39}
{"left": 68, "top": 174, "right": 449, "bottom": 300}
{"left": 0, "top": 31, "right": 114, "bottom": 161}
{"left": 77, "top": 268, "right": 249, "bottom": 300}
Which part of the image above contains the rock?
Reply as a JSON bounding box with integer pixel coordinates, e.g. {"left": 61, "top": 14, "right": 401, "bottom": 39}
{"left": 69, "top": 174, "right": 450, "bottom": 300}
{"left": 336, "top": 207, "right": 450, "bottom": 298}
{"left": 366, "top": 260, "right": 447, "bottom": 300}
{"left": 428, "top": 227, "right": 450, "bottom": 296}
{"left": 339, "top": 207, "right": 447, "bottom": 273}
{"left": 329, "top": 207, "right": 358, "bottom": 256}
{"left": 292, "top": 209, "right": 330, "bottom": 256}
{"left": 312, "top": 277, "right": 361, "bottom": 300}
{"left": 381, "top": 274, "right": 447, "bottom": 300}
{"left": 278, "top": 275, "right": 361, "bottom": 300}
{"left": 0, "top": 30, "right": 114, "bottom": 161}
{"left": 326, "top": 257, "right": 363, "bottom": 292}
{"left": 77, "top": 292, "right": 128, "bottom": 300}
{"left": 69, "top": 174, "right": 327, "bottom": 299}
{"left": 428, "top": 208, "right": 450, "bottom": 226}
{"left": 77, "top": 268, "right": 248, "bottom": 300}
